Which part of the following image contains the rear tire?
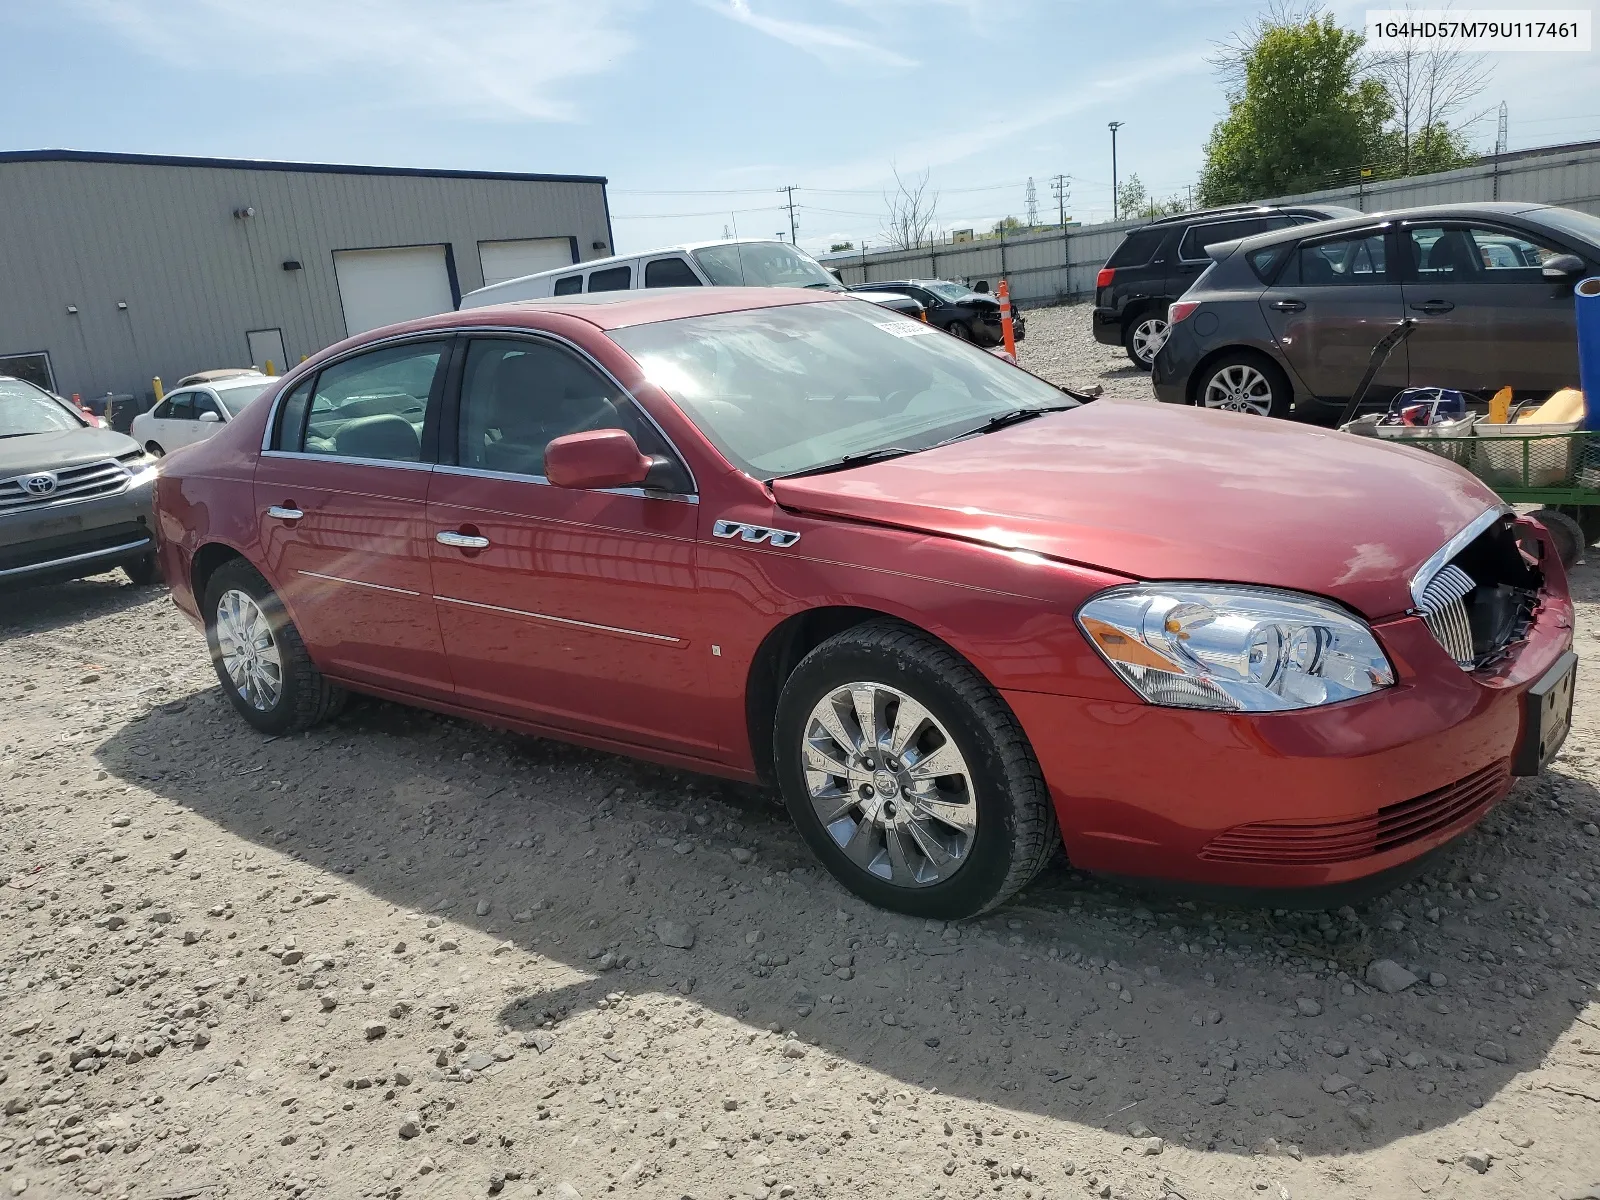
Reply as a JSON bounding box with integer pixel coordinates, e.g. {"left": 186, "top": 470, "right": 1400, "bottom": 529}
{"left": 203, "top": 559, "right": 344, "bottom": 734}
{"left": 1529, "top": 508, "right": 1585, "bottom": 570}
{"left": 948, "top": 321, "right": 972, "bottom": 342}
{"left": 1123, "top": 313, "right": 1168, "bottom": 369}
{"left": 773, "top": 620, "right": 1058, "bottom": 919}
{"left": 1195, "top": 351, "right": 1292, "bottom": 418}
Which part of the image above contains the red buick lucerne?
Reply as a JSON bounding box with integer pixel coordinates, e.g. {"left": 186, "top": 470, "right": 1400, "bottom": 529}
{"left": 152, "top": 288, "right": 1577, "bottom": 918}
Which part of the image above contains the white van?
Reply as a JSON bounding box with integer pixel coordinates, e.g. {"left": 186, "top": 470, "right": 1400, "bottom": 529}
{"left": 458, "top": 238, "right": 847, "bottom": 308}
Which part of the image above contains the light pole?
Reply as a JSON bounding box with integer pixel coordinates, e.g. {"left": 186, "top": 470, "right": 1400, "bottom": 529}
{"left": 1108, "top": 121, "right": 1124, "bottom": 221}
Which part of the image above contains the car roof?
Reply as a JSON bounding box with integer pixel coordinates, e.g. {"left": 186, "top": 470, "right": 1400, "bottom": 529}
{"left": 409, "top": 285, "right": 844, "bottom": 333}
{"left": 1142, "top": 202, "right": 1357, "bottom": 227}
{"left": 1227, "top": 201, "right": 1556, "bottom": 255}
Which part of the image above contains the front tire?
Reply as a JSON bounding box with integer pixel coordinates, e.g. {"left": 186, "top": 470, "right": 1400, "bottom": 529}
{"left": 774, "top": 621, "right": 1058, "bottom": 919}
{"left": 124, "top": 552, "right": 162, "bottom": 586}
{"left": 947, "top": 321, "right": 972, "bottom": 342}
{"left": 145, "top": 441, "right": 165, "bottom": 457}
{"left": 1123, "top": 313, "right": 1168, "bottom": 368}
{"left": 1196, "top": 351, "right": 1292, "bottom": 418}
{"left": 203, "top": 559, "right": 344, "bottom": 734}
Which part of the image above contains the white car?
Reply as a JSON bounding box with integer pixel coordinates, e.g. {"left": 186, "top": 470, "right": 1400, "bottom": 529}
{"left": 131, "top": 373, "right": 274, "bottom": 456}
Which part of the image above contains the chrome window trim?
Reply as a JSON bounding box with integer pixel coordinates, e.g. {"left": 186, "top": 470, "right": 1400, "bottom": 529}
{"left": 1409, "top": 506, "right": 1507, "bottom": 608}
{"left": 258, "top": 450, "right": 434, "bottom": 472}
{"left": 299, "top": 570, "right": 421, "bottom": 597}
{"left": 258, "top": 330, "right": 454, "bottom": 454}
{"left": 434, "top": 594, "right": 680, "bottom": 643}
{"left": 0, "top": 536, "right": 151, "bottom": 578}
{"left": 431, "top": 463, "right": 697, "bottom": 504}
{"left": 257, "top": 325, "right": 700, "bottom": 498}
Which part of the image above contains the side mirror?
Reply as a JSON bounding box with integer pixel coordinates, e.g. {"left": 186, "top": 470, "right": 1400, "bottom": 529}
{"left": 198, "top": 410, "right": 221, "bottom": 423}
{"left": 1543, "top": 253, "right": 1586, "bottom": 278}
{"left": 545, "top": 429, "right": 653, "bottom": 490}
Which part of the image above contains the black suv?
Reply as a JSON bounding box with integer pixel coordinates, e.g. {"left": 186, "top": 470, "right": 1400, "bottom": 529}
{"left": 1092, "top": 203, "right": 1360, "bottom": 368}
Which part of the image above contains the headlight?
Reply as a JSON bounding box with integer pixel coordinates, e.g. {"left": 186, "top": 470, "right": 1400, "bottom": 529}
{"left": 1077, "top": 585, "right": 1395, "bottom": 712}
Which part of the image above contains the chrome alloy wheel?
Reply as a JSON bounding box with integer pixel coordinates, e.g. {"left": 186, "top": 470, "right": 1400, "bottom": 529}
{"left": 802, "top": 682, "right": 977, "bottom": 888}
{"left": 216, "top": 589, "right": 283, "bottom": 712}
{"left": 1130, "top": 316, "right": 1168, "bottom": 365}
{"left": 1202, "top": 363, "right": 1274, "bottom": 414}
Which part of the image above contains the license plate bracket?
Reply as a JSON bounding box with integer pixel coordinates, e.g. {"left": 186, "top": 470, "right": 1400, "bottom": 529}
{"left": 1514, "top": 650, "right": 1577, "bottom": 776}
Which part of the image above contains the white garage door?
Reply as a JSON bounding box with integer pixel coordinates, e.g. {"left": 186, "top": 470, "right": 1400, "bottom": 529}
{"left": 333, "top": 245, "right": 456, "bottom": 335}
{"left": 479, "top": 238, "right": 575, "bottom": 287}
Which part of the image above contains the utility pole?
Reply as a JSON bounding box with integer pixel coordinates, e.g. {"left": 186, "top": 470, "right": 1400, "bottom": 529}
{"left": 1050, "top": 174, "right": 1069, "bottom": 227}
{"left": 1025, "top": 177, "right": 1038, "bottom": 229}
{"left": 1493, "top": 101, "right": 1509, "bottom": 200}
{"left": 1108, "top": 122, "right": 1124, "bottom": 220}
{"left": 779, "top": 185, "right": 799, "bottom": 244}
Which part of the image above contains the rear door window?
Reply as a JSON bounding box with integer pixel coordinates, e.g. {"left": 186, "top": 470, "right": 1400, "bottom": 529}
{"left": 644, "top": 257, "right": 702, "bottom": 288}
{"left": 1279, "top": 232, "right": 1389, "bottom": 286}
{"left": 587, "top": 265, "right": 633, "bottom": 292}
{"left": 552, "top": 275, "right": 583, "bottom": 296}
{"left": 1178, "top": 218, "right": 1272, "bottom": 260}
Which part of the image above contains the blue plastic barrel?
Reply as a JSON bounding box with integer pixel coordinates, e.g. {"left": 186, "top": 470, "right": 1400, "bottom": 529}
{"left": 1579, "top": 276, "right": 1600, "bottom": 430}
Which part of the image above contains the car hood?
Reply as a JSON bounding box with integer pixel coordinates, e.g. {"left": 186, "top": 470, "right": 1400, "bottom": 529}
{"left": 770, "top": 401, "right": 1501, "bottom": 619}
{"left": 0, "top": 426, "right": 140, "bottom": 476}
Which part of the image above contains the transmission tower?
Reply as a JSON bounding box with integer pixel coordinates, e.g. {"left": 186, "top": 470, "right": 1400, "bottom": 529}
{"left": 1025, "top": 177, "right": 1038, "bottom": 228}
{"left": 1049, "top": 174, "right": 1070, "bottom": 227}
{"left": 1495, "top": 102, "right": 1508, "bottom": 155}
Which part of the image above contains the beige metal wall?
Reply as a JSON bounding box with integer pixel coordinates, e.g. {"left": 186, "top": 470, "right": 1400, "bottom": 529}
{"left": 832, "top": 139, "right": 1600, "bottom": 307}
{"left": 0, "top": 154, "right": 611, "bottom": 401}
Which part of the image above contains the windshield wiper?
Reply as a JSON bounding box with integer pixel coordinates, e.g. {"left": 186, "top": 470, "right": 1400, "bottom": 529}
{"left": 773, "top": 446, "right": 915, "bottom": 480}
{"left": 939, "top": 404, "right": 1075, "bottom": 445}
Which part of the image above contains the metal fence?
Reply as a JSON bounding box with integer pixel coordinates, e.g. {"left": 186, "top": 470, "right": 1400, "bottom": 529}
{"left": 828, "top": 139, "right": 1600, "bottom": 308}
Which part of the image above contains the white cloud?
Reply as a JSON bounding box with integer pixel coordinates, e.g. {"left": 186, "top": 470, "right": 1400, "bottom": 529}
{"left": 713, "top": 0, "right": 916, "bottom": 67}
{"left": 69, "top": 0, "right": 635, "bottom": 121}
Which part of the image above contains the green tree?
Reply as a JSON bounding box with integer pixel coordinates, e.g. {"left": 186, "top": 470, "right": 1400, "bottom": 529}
{"left": 991, "top": 215, "right": 1024, "bottom": 236}
{"left": 1198, "top": 4, "right": 1392, "bottom": 206}
{"left": 1117, "top": 175, "right": 1187, "bottom": 220}
{"left": 829, "top": 241, "right": 855, "bottom": 252}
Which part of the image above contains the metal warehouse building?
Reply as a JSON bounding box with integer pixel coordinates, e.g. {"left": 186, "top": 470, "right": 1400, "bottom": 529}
{"left": 0, "top": 149, "right": 612, "bottom": 408}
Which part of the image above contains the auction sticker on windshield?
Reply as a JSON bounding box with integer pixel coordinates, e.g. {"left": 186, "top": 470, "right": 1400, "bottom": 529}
{"left": 875, "top": 321, "right": 937, "bottom": 337}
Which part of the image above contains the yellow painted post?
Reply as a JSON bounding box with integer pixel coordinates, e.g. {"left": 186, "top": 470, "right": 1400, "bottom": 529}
{"left": 264, "top": 360, "right": 276, "bottom": 376}
{"left": 152, "top": 376, "right": 164, "bottom": 402}
{"left": 299, "top": 355, "right": 308, "bottom": 363}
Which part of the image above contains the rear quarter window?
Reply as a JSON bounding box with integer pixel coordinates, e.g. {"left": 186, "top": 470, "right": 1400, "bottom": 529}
{"left": 1106, "top": 228, "right": 1164, "bottom": 268}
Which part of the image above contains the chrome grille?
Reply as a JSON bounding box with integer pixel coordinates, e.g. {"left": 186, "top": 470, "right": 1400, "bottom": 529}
{"left": 1418, "top": 563, "right": 1476, "bottom": 670}
{"left": 0, "top": 459, "right": 132, "bottom": 515}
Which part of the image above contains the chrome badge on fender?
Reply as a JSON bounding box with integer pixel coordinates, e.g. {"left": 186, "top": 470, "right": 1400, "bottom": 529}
{"left": 713, "top": 519, "right": 801, "bottom": 548}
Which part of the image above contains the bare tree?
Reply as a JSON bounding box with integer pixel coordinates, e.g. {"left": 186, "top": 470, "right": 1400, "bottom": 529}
{"left": 882, "top": 166, "right": 939, "bottom": 250}
{"left": 1369, "top": 3, "right": 1490, "bottom": 172}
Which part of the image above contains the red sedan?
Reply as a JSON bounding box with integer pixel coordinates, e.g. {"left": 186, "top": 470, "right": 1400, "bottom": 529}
{"left": 153, "top": 288, "right": 1577, "bottom": 918}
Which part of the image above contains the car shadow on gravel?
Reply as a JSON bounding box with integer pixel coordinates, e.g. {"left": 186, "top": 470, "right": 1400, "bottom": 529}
{"left": 92, "top": 678, "right": 1600, "bottom": 1159}
{"left": 0, "top": 573, "right": 159, "bottom": 642}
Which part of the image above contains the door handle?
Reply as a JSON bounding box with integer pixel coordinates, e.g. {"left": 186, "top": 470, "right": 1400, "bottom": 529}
{"left": 1269, "top": 299, "right": 1306, "bottom": 312}
{"left": 266, "top": 505, "right": 304, "bottom": 521}
{"left": 436, "top": 530, "right": 490, "bottom": 550}
{"left": 1409, "top": 300, "right": 1455, "bottom": 314}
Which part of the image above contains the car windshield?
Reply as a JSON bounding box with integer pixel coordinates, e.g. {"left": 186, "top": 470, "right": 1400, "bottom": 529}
{"left": 0, "top": 378, "right": 81, "bottom": 437}
{"left": 923, "top": 280, "right": 979, "bottom": 302}
{"left": 691, "top": 242, "right": 843, "bottom": 290}
{"left": 215, "top": 381, "right": 272, "bottom": 416}
{"left": 1532, "top": 205, "right": 1600, "bottom": 249}
{"left": 611, "top": 299, "right": 1073, "bottom": 479}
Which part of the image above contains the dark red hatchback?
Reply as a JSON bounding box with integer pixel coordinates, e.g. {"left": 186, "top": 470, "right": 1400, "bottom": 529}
{"left": 154, "top": 288, "right": 1576, "bottom": 918}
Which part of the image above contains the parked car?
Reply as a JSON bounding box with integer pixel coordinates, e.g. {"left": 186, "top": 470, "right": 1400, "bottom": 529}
{"left": 153, "top": 287, "right": 1574, "bottom": 918}
{"left": 1151, "top": 202, "right": 1600, "bottom": 421}
{"left": 132, "top": 372, "right": 275, "bottom": 455}
{"left": 177, "top": 368, "right": 265, "bottom": 387}
{"left": 1, "top": 375, "right": 160, "bottom": 587}
{"left": 460, "top": 238, "right": 846, "bottom": 306}
{"left": 856, "top": 291, "right": 927, "bottom": 321}
{"left": 1094, "top": 203, "right": 1362, "bottom": 368}
{"left": 850, "top": 279, "right": 1024, "bottom": 346}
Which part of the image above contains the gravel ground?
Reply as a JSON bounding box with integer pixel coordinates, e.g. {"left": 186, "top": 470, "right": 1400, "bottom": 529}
{"left": 1016, "top": 304, "right": 1157, "bottom": 402}
{"left": 3, "top": 556, "right": 1600, "bottom": 1199}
